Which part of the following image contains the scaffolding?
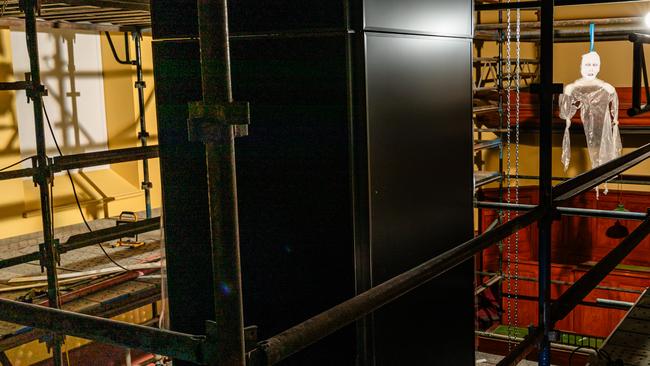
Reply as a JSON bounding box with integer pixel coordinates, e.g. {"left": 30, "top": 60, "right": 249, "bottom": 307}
{"left": 0, "top": 1, "right": 647, "bottom": 366}
{"left": 0, "top": 0, "right": 157, "bottom": 363}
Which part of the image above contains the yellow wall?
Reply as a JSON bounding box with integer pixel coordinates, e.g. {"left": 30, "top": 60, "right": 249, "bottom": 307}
{"left": 0, "top": 29, "right": 161, "bottom": 239}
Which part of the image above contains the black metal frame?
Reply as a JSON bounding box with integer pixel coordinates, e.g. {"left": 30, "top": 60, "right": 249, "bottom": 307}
{"left": 628, "top": 33, "right": 650, "bottom": 117}
{"left": 103, "top": 30, "right": 153, "bottom": 218}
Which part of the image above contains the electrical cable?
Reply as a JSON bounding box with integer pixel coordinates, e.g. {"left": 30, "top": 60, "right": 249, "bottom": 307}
{"left": 42, "top": 103, "right": 130, "bottom": 272}
{"left": 568, "top": 345, "right": 594, "bottom": 366}
{"left": 0, "top": 155, "right": 34, "bottom": 172}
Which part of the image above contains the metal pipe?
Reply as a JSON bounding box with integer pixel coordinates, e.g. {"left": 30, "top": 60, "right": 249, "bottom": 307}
{"left": 0, "top": 167, "right": 36, "bottom": 181}
{"left": 22, "top": 0, "right": 63, "bottom": 364}
{"left": 133, "top": 30, "right": 152, "bottom": 219}
{"left": 476, "top": 0, "right": 644, "bottom": 11}
{"left": 51, "top": 145, "right": 158, "bottom": 172}
{"left": 477, "top": 271, "right": 644, "bottom": 294}
{"left": 538, "top": 1, "right": 555, "bottom": 364}
{"left": 516, "top": 174, "right": 650, "bottom": 186}
{"left": 0, "top": 298, "right": 207, "bottom": 364}
{"left": 475, "top": 201, "right": 649, "bottom": 221}
{"left": 475, "top": 331, "right": 599, "bottom": 356}
{"left": 197, "top": 0, "right": 245, "bottom": 364}
{"left": 630, "top": 32, "right": 650, "bottom": 44}
{"left": 632, "top": 42, "right": 643, "bottom": 114}
{"left": 502, "top": 292, "right": 633, "bottom": 310}
{"left": 553, "top": 143, "right": 650, "bottom": 201}
{"left": 476, "top": 25, "right": 648, "bottom": 42}
{"left": 0, "top": 217, "right": 161, "bottom": 270}
{"left": 476, "top": 1, "right": 541, "bottom": 11}
{"left": 250, "top": 207, "right": 546, "bottom": 365}
{"left": 40, "top": 267, "right": 160, "bottom": 307}
{"left": 596, "top": 298, "right": 635, "bottom": 308}
{"left": 476, "top": 16, "right": 642, "bottom": 30}
{"left": 104, "top": 31, "right": 135, "bottom": 65}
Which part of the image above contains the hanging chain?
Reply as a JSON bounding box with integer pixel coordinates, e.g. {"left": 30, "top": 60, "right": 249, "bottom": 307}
{"left": 514, "top": 2, "right": 521, "bottom": 334}
{"left": 505, "top": 0, "right": 513, "bottom": 348}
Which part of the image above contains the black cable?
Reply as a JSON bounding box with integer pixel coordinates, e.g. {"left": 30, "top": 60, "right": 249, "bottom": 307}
{"left": 568, "top": 345, "right": 591, "bottom": 366}
{"left": 0, "top": 155, "right": 34, "bottom": 172}
{"left": 42, "top": 104, "right": 130, "bottom": 272}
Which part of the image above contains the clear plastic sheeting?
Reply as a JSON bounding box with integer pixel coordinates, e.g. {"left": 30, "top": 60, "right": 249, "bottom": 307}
{"left": 559, "top": 51, "right": 622, "bottom": 197}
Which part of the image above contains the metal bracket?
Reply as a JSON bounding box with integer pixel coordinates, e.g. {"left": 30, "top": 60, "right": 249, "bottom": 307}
{"left": 203, "top": 322, "right": 258, "bottom": 363}
{"left": 137, "top": 131, "right": 150, "bottom": 139}
{"left": 39, "top": 332, "right": 64, "bottom": 354}
{"left": 548, "top": 330, "right": 560, "bottom": 342}
{"left": 32, "top": 156, "right": 54, "bottom": 187}
{"left": 134, "top": 80, "right": 147, "bottom": 89}
{"left": 628, "top": 35, "right": 650, "bottom": 117}
{"left": 187, "top": 101, "right": 250, "bottom": 143}
{"left": 551, "top": 207, "right": 562, "bottom": 222}
{"left": 141, "top": 181, "right": 153, "bottom": 190}
{"left": 39, "top": 239, "right": 61, "bottom": 272}
{"left": 22, "top": 73, "right": 48, "bottom": 103}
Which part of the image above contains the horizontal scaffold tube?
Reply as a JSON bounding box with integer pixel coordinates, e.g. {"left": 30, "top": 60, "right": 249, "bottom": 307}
{"left": 475, "top": 201, "right": 648, "bottom": 221}
{"left": 0, "top": 298, "right": 207, "bottom": 364}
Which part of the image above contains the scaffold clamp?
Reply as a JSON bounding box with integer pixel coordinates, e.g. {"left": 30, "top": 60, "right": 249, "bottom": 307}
{"left": 187, "top": 101, "right": 250, "bottom": 143}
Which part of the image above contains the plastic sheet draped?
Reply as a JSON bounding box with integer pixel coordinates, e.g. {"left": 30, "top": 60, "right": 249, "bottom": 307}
{"left": 559, "top": 84, "right": 621, "bottom": 175}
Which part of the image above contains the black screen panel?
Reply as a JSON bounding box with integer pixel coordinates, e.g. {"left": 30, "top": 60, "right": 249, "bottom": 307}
{"left": 363, "top": 0, "right": 473, "bottom": 37}
{"left": 150, "top": 0, "right": 198, "bottom": 39}
{"left": 152, "top": 40, "right": 215, "bottom": 344}
{"left": 364, "top": 32, "right": 474, "bottom": 365}
{"left": 230, "top": 35, "right": 356, "bottom": 365}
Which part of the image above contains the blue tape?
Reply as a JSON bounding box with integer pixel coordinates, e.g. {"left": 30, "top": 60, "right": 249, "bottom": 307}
{"left": 589, "top": 23, "right": 595, "bottom": 52}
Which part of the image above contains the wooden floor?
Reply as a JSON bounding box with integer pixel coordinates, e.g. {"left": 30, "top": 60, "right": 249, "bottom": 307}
{"left": 0, "top": 210, "right": 161, "bottom": 350}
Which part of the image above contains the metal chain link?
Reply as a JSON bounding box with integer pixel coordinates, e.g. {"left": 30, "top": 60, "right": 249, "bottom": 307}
{"left": 505, "top": 0, "right": 513, "bottom": 348}
{"left": 514, "top": 3, "right": 521, "bottom": 334}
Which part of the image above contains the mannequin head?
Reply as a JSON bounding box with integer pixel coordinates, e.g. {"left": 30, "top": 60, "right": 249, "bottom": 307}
{"left": 581, "top": 51, "right": 601, "bottom": 80}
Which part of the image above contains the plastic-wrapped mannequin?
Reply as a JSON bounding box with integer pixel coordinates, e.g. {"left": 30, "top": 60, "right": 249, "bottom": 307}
{"left": 559, "top": 51, "right": 622, "bottom": 196}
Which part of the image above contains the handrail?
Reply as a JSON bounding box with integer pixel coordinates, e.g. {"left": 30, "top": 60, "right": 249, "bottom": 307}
{"left": 248, "top": 207, "right": 546, "bottom": 365}
{"left": 553, "top": 143, "right": 650, "bottom": 201}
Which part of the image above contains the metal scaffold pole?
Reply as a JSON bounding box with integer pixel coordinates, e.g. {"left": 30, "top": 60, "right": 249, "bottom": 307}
{"left": 538, "top": 0, "right": 555, "bottom": 365}
{"left": 133, "top": 30, "right": 152, "bottom": 219}
{"left": 21, "top": 0, "right": 63, "bottom": 364}
{"left": 189, "top": 0, "right": 250, "bottom": 365}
